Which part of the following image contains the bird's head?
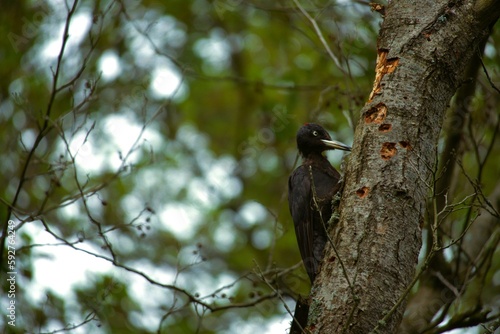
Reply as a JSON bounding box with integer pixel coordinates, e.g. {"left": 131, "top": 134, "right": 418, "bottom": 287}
{"left": 296, "top": 123, "right": 351, "bottom": 157}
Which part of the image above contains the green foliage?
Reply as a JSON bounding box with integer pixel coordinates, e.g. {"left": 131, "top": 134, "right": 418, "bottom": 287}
{"left": 0, "top": 1, "right": 498, "bottom": 333}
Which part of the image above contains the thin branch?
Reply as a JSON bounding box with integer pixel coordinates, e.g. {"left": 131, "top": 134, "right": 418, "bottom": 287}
{"left": 0, "top": 0, "right": 79, "bottom": 270}
{"left": 38, "top": 218, "right": 211, "bottom": 309}
{"left": 118, "top": 0, "right": 327, "bottom": 92}
{"left": 254, "top": 261, "right": 302, "bottom": 333}
{"left": 38, "top": 218, "right": 280, "bottom": 317}
{"left": 308, "top": 165, "right": 360, "bottom": 333}
{"left": 371, "top": 247, "right": 436, "bottom": 333}
{"left": 478, "top": 52, "right": 500, "bottom": 94}
{"left": 432, "top": 271, "right": 460, "bottom": 297}
{"left": 30, "top": 311, "right": 98, "bottom": 334}
{"left": 308, "top": 166, "right": 356, "bottom": 299}
{"left": 292, "top": 0, "right": 348, "bottom": 76}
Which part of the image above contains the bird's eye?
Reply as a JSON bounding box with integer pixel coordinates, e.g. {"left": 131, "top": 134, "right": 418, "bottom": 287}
{"left": 312, "top": 131, "right": 318, "bottom": 137}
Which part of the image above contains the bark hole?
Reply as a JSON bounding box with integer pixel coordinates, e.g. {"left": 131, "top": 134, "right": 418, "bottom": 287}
{"left": 364, "top": 103, "right": 387, "bottom": 124}
{"left": 356, "top": 186, "right": 370, "bottom": 198}
{"left": 379, "top": 123, "right": 392, "bottom": 132}
{"left": 399, "top": 141, "right": 411, "bottom": 149}
{"left": 380, "top": 142, "right": 397, "bottom": 160}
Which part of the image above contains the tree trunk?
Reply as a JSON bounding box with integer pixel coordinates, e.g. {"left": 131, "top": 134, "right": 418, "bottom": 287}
{"left": 398, "top": 38, "right": 487, "bottom": 333}
{"left": 307, "top": 1, "right": 500, "bottom": 333}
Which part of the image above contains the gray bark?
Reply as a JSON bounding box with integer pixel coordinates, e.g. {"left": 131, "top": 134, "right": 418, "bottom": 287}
{"left": 307, "top": 1, "right": 500, "bottom": 333}
{"left": 398, "top": 39, "right": 487, "bottom": 333}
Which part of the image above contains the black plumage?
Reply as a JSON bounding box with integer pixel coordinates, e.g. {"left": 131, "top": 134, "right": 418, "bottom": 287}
{"left": 288, "top": 123, "right": 351, "bottom": 283}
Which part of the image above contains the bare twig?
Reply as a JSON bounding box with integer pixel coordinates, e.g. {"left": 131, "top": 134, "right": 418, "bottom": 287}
{"left": 29, "top": 311, "right": 98, "bottom": 334}
{"left": 308, "top": 166, "right": 356, "bottom": 298}
{"left": 0, "top": 0, "right": 80, "bottom": 270}
{"left": 308, "top": 166, "right": 359, "bottom": 333}
{"left": 254, "top": 260, "right": 302, "bottom": 332}
{"left": 478, "top": 52, "right": 500, "bottom": 94}
{"left": 292, "top": 0, "right": 348, "bottom": 76}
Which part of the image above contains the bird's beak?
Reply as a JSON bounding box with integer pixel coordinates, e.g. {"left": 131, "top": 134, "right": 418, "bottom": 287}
{"left": 321, "top": 139, "right": 351, "bottom": 151}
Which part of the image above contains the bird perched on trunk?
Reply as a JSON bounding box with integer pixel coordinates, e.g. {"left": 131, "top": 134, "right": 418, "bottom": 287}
{"left": 288, "top": 123, "right": 351, "bottom": 333}
{"left": 288, "top": 123, "right": 351, "bottom": 283}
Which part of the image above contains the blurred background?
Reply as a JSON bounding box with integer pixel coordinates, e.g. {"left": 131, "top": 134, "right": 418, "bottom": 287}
{"left": 0, "top": 0, "right": 498, "bottom": 333}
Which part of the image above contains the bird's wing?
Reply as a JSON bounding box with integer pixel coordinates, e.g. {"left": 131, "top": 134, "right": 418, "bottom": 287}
{"left": 288, "top": 165, "right": 316, "bottom": 281}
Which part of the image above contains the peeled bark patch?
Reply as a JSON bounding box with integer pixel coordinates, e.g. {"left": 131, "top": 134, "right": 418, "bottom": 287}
{"left": 369, "top": 49, "right": 400, "bottom": 101}
{"left": 380, "top": 142, "right": 397, "bottom": 160}
{"left": 379, "top": 123, "right": 392, "bottom": 132}
{"left": 364, "top": 103, "right": 388, "bottom": 124}
{"left": 370, "top": 3, "right": 385, "bottom": 15}
{"left": 356, "top": 186, "right": 370, "bottom": 198}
